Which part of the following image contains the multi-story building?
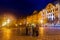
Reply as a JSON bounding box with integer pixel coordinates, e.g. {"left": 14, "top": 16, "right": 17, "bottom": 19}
{"left": 18, "top": 2, "right": 59, "bottom": 27}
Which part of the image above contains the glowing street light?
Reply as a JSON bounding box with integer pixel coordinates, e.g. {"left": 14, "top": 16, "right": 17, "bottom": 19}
{"left": 40, "top": 19, "right": 43, "bottom": 24}
{"left": 19, "top": 23, "right": 22, "bottom": 25}
{"left": 7, "top": 19, "right": 11, "bottom": 24}
{"left": 1, "top": 13, "right": 16, "bottom": 27}
{"left": 38, "top": 19, "right": 43, "bottom": 24}
{"left": 15, "top": 24, "right": 18, "bottom": 27}
{"left": 2, "top": 18, "right": 11, "bottom": 27}
{"left": 2, "top": 22, "right": 7, "bottom": 26}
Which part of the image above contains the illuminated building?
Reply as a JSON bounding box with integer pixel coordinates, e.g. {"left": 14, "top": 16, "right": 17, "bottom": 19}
{"left": 18, "top": 3, "right": 59, "bottom": 27}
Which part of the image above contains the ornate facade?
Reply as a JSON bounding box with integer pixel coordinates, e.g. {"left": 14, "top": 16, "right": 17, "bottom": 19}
{"left": 19, "top": 3, "right": 59, "bottom": 26}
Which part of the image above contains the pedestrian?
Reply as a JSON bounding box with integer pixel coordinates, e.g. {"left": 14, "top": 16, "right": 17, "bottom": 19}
{"left": 26, "top": 26, "right": 28, "bottom": 35}
{"left": 35, "top": 24, "right": 39, "bottom": 36}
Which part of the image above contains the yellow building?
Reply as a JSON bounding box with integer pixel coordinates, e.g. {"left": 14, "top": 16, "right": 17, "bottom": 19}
{"left": 18, "top": 3, "right": 59, "bottom": 25}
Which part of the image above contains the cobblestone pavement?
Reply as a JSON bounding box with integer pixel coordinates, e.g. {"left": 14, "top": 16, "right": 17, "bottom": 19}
{"left": 0, "top": 27, "right": 60, "bottom": 40}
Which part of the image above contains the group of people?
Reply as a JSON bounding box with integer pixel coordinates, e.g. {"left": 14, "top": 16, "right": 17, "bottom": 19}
{"left": 26, "top": 24, "right": 39, "bottom": 36}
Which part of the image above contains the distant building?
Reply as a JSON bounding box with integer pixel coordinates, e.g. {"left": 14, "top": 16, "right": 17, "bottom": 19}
{"left": 19, "top": 2, "right": 60, "bottom": 26}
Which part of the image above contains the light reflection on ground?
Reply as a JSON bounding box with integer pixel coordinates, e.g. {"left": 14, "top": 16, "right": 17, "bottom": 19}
{"left": 0, "top": 27, "right": 60, "bottom": 40}
{"left": 39, "top": 27, "right": 44, "bottom": 36}
{"left": 2, "top": 28, "right": 11, "bottom": 40}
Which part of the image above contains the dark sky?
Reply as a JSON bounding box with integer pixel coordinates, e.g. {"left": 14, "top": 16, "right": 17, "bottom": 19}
{"left": 0, "top": 0, "right": 57, "bottom": 17}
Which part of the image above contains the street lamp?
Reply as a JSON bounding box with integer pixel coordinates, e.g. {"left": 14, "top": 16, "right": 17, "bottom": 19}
{"left": 1, "top": 13, "right": 16, "bottom": 27}
{"left": 2, "top": 18, "right": 11, "bottom": 27}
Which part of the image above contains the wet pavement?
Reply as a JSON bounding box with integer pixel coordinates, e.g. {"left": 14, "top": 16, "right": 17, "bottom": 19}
{"left": 38, "top": 27, "right": 60, "bottom": 40}
{"left": 0, "top": 27, "right": 60, "bottom": 40}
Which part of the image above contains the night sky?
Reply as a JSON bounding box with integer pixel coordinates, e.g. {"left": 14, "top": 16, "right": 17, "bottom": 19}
{"left": 0, "top": 0, "right": 57, "bottom": 17}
